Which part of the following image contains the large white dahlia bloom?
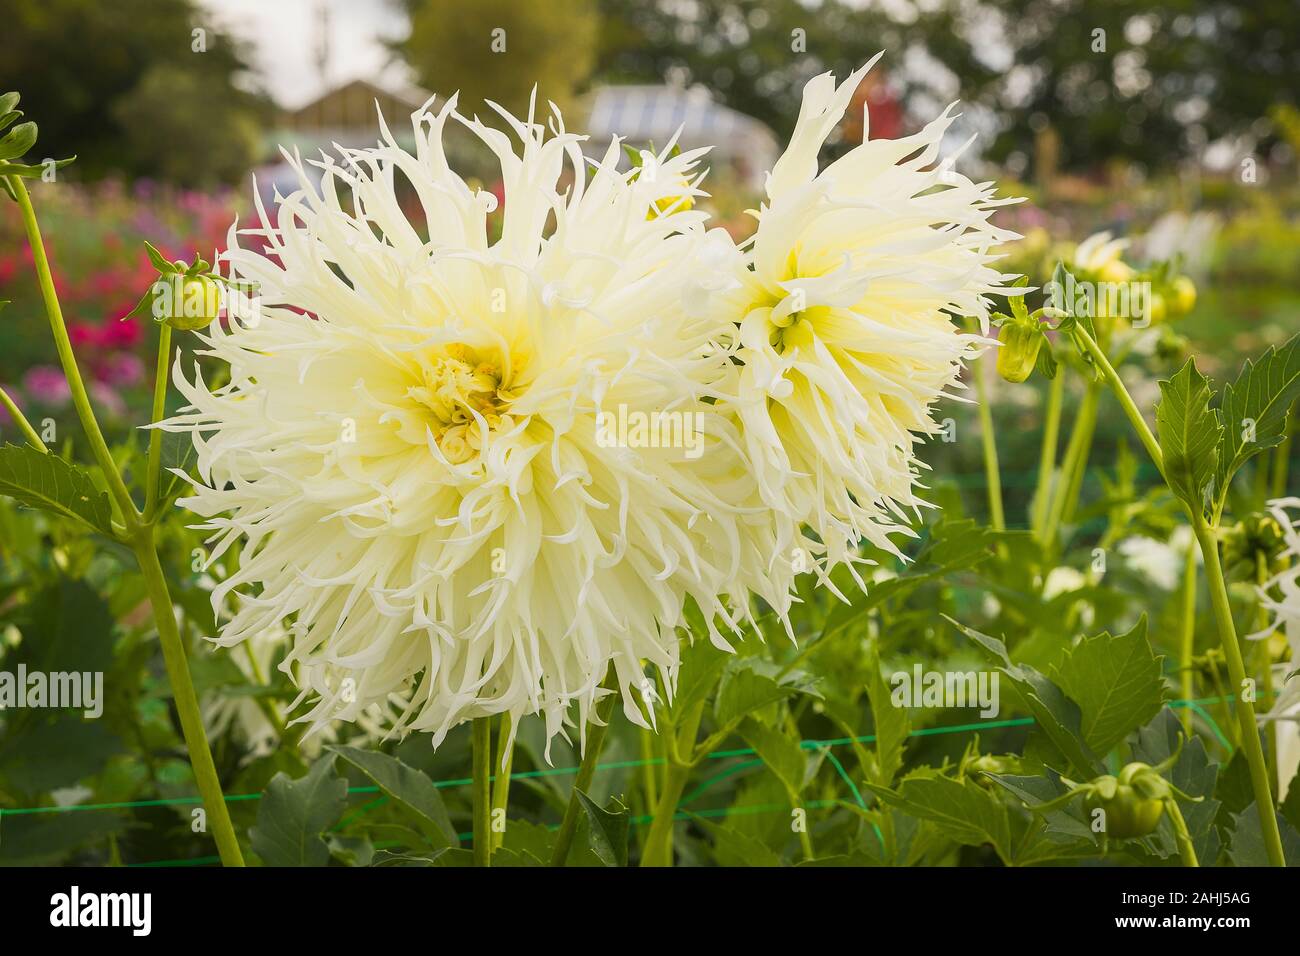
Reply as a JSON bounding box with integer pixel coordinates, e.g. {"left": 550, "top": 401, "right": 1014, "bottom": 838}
{"left": 722, "top": 56, "right": 1019, "bottom": 577}
{"left": 165, "top": 95, "right": 792, "bottom": 752}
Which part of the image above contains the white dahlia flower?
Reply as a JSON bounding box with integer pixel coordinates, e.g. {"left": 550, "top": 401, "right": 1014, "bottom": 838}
{"left": 1254, "top": 497, "right": 1300, "bottom": 797}
{"left": 721, "top": 56, "right": 1019, "bottom": 578}
{"left": 165, "top": 95, "right": 793, "bottom": 753}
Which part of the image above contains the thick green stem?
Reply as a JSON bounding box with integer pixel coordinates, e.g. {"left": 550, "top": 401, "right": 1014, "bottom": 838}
{"left": 1, "top": 386, "right": 46, "bottom": 451}
{"left": 640, "top": 760, "right": 692, "bottom": 868}
{"left": 550, "top": 684, "right": 619, "bottom": 866}
{"left": 8, "top": 176, "right": 137, "bottom": 525}
{"left": 490, "top": 712, "right": 514, "bottom": 851}
{"left": 1075, "top": 326, "right": 1285, "bottom": 867}
{"left": 1179, "top": 543, "right": 1198, "bottom": 735}
{"left": 640, "top": 701, "right": 704, "bottom": 867}
{"left": 472, "top": 716, "right": 493, "bottom": 867}
{"left": 131, "top": 532, "right": 244, "bottom": 866}
{"left": 144, "top": 324, "right": 172, "bottom": 517}
{"left": 1166, "top": 799, "right": 1200, "bottom": 867}
{"left": 1032, "top": 368, "right": 1065, "bottom": 538}
{"left": 973, "top": 356, "right": 1005, "bottom": 533}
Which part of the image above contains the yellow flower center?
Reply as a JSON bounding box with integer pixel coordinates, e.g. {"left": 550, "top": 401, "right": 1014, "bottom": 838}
{"left": 408, "top": 343, "right": 521, "bottom": 463}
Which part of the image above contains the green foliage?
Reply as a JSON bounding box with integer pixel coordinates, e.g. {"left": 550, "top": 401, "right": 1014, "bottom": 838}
{"left": 249, "top": 756, "right": 349, "bottom": 867}
{"left": 1215, "top": 334, "right": 1300, "bottom": 503}
{"left": 397, "top": 0, "right": 598, "bottom": 119}
{"left": 0, "top": 444, "right": 114, "bottom": 535}
{"left": 0, "top": 0, "right": 266, "bottom": 184}
{"left": 1156, "top": 359, "right": 1222, "bottom": 511}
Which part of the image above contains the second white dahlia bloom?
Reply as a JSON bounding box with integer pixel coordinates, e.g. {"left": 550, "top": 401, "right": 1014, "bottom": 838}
{"left": 723, "top": 56, "right": 1019, "bottom": 578}
{"left": 165, "top": 96, "right": 791, "bottom": 752}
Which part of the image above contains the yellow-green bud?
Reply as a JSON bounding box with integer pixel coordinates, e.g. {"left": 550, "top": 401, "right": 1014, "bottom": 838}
{"left": 1170, "top": 275, "right": 1197, "bottom": 317}
{"left": 997, "top": 322, "right": 1042, "bottom": 383}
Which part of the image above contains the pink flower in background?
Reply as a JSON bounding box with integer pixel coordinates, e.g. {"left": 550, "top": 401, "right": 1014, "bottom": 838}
{"left": 99, "top": 352, "right": 145, "bottom": 388}
{"left": 89, "top": 380, "right": 125, "bottom": 419}
{"left": 21, "top": 365, "right": 70, "bottom": 407}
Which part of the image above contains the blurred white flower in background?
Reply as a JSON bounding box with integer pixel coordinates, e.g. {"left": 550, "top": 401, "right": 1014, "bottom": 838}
{"left": 1118, "top": 525, "right": 1198, "bottom": 591}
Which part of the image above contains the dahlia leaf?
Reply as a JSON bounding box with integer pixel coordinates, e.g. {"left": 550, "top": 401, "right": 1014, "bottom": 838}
{"left": 739, "top": 717, "right": 807, "bottom": 797}
{"left": 1155, "top": 358, "right": 1222, "bottom": 512}
{"left": 1214, "top": 334, "right": 1300, "bottom": 503}
{"left": 573, "top": 790, "right": 629, "bottom": 867}
{"left": 250, "top": 755, "right": 348, "bottom": 867}
{"left": 714, "top": 658, "right": 797, "bottom": 727}
{"left": 0, "top": 444, "right": 114, "bottom": 535}
{"left": 326, "top": 745, "right": 457, "bottom": 847}
{"left": 1051, "top": 616, "right": 1166, "bottom": 754}
{"left": 863, "top": 645, "right": 909, "bottom": 786}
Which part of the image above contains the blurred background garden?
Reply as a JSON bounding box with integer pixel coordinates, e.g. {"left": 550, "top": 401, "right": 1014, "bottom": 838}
{"left": 1, "top": 0, "right": 1298, "bottom": 524}
{"left": 3, "top": 0, "right": 1300, "bottom": 868}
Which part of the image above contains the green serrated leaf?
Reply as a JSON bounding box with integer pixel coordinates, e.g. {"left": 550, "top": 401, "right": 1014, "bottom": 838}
{"left": 0, "top": 444, "right": 114, "bottom": 535}
{"left": 945, "top": 616, "right": 1102, "bottom": 779}
{"left": 1226, "top": 804, "right": 1300, "bottom": 866}
{"left": 866, "top": 774, "right": 1014, "bottom": 863}
{"left": 738, "top": 717, "right": 807, "bottom": 797}
{"left": 1156, "top": 359, "right": 1222, "bottom": 510}
{"left": 326, "top": 745, "right": 457, "bottom": 846}
{"left": 864, "top": 646, "right": 909, "bottom": 786}
{"left": 694, "top": 817, "right": 784, "bottom": 867}
{"left": 714, "top": 658, "right": 796, "bottom": 726}
{"left": 1052, "top": 616, "right": 1166, "bottom": 753}
{"left": 249, "top": 755, "right": 348, "bottom": 866}
{"left": 1215, "top": 335, "right": 1300, "bottom": 500}
{"left": 573, "top": 790, "right": 629, "bottom": 867}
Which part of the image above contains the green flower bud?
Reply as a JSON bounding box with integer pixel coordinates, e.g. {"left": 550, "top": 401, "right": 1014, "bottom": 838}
{"left": 1222, "top": 513, "right": 1286, "bottom": 577}
{"left": 996, "top": 321, "right": 1043, "bottom": 383}
{"left": 1085, "top": 781, "right": 1165, "bottom": 839}
{"left": 154, "top": 274, "right": 222, "bottom": 331}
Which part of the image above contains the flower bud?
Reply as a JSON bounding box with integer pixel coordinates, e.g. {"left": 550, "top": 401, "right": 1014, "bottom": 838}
{"left": 996, "top": 321, "right": 1042, "bottom": 383}
{"left": 154, "top": 274, "right": 222, "bottom": 331}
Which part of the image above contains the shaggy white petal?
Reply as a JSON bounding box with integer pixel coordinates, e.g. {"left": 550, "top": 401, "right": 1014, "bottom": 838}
{"left": 165, "top": 96, "right": 792, "bottom": 754}
{"left": 723, "top": 60, "right": 1020, "bottom": 575}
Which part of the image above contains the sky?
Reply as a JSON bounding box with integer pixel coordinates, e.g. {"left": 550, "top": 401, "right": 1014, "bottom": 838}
{"left": 197, "top": 0, "right": 410, "bottom": 109}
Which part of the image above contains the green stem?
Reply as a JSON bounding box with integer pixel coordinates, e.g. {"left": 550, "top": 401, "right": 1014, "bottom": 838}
{"left": 131, "top": 531, "right": 244, "bottom": 866}
{"left": 1043, "top": 381, "right": 1099, "bottom": 547}
{"left": 144, "top": 324, "right": 172, "bottom": 518}
{"left": 640, "top": 760, "right": 692, "bottom": 868}
{"left": 8, "top": 175, "right": 138, "bottom": 525}
{"left": 1179, "top": 543, "right": 1198, "bottom": 736}
{"left": 1060, "top": 386, "right": 1099, "bottom": 527}
{"left": 1075, "top": 326, "right": 1286, "bottom": 867}
{"left": 0, "top": 386, "right": 46, "bottom": 451}
{"left": 550, "top": 682, "right": 619, "bottom": 866}
{"left": 491, "top": 712, "right": 514, "bottom": 851}
{"left": 1166, "top": 799, "right": 1200, "bottom": 867}
{"left": 640, "top": 701, "right": 704, "bottom": 867}
{"left": 972, "top": 355, "right": 1005, "bottom": 533}
{"left": 1032, "top": 368, "right": 1065, "bottom": 538}
{"left": 472, "top": 716, "right": 493, "bottom": 867}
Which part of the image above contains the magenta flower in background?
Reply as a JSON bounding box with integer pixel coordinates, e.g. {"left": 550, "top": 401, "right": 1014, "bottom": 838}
{"left": 21, "top": 365, "right": 70, "bottom": 407}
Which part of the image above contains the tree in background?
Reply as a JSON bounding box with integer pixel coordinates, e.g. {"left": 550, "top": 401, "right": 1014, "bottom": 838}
{"left": 0, "top": 0, "right": 267, "bottom": 186}
{"left": 591, "top": 0, "right": 1298, "bottom": 177}
{"left": 395, "top": 0, "right": 599, "bottom": 120}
